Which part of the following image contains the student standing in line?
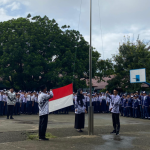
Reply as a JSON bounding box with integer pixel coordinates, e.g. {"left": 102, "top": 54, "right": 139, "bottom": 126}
{"left": 5, "top": 88, "right": 16, "bottom": 119}
{"left": 74, "top": 89, "right": 87, "bottom": 132}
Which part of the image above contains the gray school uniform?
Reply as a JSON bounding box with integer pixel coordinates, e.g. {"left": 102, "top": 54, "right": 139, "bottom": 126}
{"left": 38, "top": 91, "right": 54, "bottom": 116}
{"left": 109, "top": 95, "right": 121, "bottom": 114}
{"left": 6, "top": 91, "right": 16, "bottom": 105}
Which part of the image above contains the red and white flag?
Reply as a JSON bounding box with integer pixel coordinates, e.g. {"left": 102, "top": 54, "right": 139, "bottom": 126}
{"left": 49, "top": 83, "right": 73, "bottom": 112}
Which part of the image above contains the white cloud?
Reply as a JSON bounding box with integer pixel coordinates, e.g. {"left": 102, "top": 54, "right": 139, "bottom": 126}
{"left": 21, "top": 0, "right": 150, "bottom": 59}
{"left": 0, "top": 7, "right": 20, "bottom": 21}
{"left": 0, "top": 0, "right": 150, "bottom": 60}
{"left": 0, "top": 7, "right": 5, "bottom": 15}
{"left": 6, "top": 1, "right": 20, "bottom": 11}
{"left": 0, "top": 0, "right": 10, "bottom": 6}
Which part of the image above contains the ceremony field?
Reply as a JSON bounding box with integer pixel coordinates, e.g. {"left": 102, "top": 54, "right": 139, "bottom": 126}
{"left": 0, "top": 113, "right": 150, "bottom": 150}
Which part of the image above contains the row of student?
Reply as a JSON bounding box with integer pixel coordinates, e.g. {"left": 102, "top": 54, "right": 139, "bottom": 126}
{"left": 73, "top": 92, "right": 111, "bottom": 113}
{"left": 0, "top": 90, "right": 72, "bottom": 118}
{"left": 120, "top": 91, "right": 150, "bottom": 119}
{"left": 0, "top": 90, "right": 40, "bottom": 118}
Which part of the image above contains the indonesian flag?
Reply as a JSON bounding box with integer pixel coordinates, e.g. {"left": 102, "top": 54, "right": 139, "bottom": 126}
{"left": 49, "top": 83, "right": 73, "bottom": 112}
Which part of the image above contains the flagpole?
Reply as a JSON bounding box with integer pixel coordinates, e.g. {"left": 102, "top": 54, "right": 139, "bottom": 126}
{"left": 88, "top": 0, "right": 94, "bottom": 135}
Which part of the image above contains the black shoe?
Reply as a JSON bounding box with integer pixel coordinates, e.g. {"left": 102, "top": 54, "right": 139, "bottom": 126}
{"left": 10, "top": 117, "right": 14, "bottom": 119}
{"left": 77, "top": 130, "right": 82, "bottom": 132}
{"left": 110, "top": 130, "right": 116, "bottom": 134}
{"left": 7, "top": 117, "right": 9, "bottom": 119}
{"left": 116, "top": 131, "right": 119, "bottom": 135}
{"left": 39, "top": 138, "right": 49, "bottom": 141}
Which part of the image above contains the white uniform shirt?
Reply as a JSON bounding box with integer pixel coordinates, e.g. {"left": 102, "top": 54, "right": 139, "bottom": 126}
{"left": 102, "top": 95, "right": 106, "bottom": 100}
{"left": 86, "top": 96, "right": 90, "bottom": 102}
{"left": 3, "top": 95, "right": 7, "bottom": 102}
{"left": 31, "top": 95, "right": 35, "bottom": 101}
{"left": 38, "top": 91, "right": 54, "bottom": 116}
{"left": 26, "top": 95, "right": 32, "bottom": 102}
{"left": 84, "top": 96, "right": 87, "bottom": 102}
{"left": 106, "top": 96, "right": 110, "bottom": 103}
{"left": 35, "top": 97, "right": 38, "bottom": 102}
{"left": 98, "top": 96, "right": 102, "bottom": 102}
{"left": 23, "top": 97, "right": 27, "bottom": 103}
{"left": 16, "top": 97, "right": 20, "bottom": 103}
{"left": 0, "top": 94, "right": 3, "bottom": 101}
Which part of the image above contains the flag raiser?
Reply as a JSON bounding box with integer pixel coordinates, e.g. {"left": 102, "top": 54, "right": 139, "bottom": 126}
{"left": 49, "top": 83, "right": 73, "bottom": 112}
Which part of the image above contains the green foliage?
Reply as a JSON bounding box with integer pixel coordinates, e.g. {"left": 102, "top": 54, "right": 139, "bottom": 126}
{"left": 100, "top": 88, "right": 107, "bottom": 93}
{"left": 27, "top": 132, "right": 56, "bottom": 140}
{"left": 106, "top": 38, "right": 150, "bottom": 92}
{"left": 0, "top": 15, "right": 101, "bottom": 91}
{"left": 96, "top": 58, "right": 114, "bottom": 81}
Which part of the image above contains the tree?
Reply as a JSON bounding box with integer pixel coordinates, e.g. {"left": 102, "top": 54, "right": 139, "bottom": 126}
{"left": 96, "top": 58, "right": 114, "bottom": 81}
{"left": 0, "top": 14, "right": 101, "bottom": 91}
{"left": 106, "top": 38, "right": 150, "bottom": 92}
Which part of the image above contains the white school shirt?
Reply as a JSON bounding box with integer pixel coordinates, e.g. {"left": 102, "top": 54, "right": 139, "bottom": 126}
{"left": 26, "top": 95, "right": 32, "bottom": 102}
{"left": 102, "top": 95, "right": 106, "bottom": 100}
{"left": 106, "top": 97, "right": 110, "bottom": 103}
{"left": 98, "top": 96, "right": 102, "bottom": 102}
{"left": 31, "top": 95, "right": 35, "bottom": 101}
{"left": 35, "top": 97, "right": 38, "bottom": 102}
{"left": 19, "top": 97, "right": 23, "bottom": 103}
{"left": 0, "top": 94, "right": 3, "bottom": 101}
{"left": 95, "top": 97, "right": 99, "bottom": 101}
{"left": 73, "top": 95, "right": 75, "bottom": 101}
{"left": 84, "top": 96, "right": 87, "bottom": 102}
{"left": 92, "top": 97, "right": 95, "bottom": 102}
{"left": 3, "top": 95, "right": 7, "bottom": 102}
{"left": 16, "top": 97, "right": 20, "bottom": 103}
{"left": 23, "top": 97, "right": 27, "bottom": 103}
{"left": 86, "top": 96, "right": 89, "bottom": 102}
{"left": 20, "top": 94, "right": 24, "bottom": 100}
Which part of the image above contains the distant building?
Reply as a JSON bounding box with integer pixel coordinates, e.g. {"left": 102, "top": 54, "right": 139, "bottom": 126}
{"left": 84, "top": 75, "right": 149, "bottom": 93}
{"left": 83, "top": 75, "right": 114, "bottom": 93}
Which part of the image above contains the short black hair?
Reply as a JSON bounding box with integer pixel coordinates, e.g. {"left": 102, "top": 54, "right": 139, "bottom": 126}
{"left": 113, "top": 88, "right": 118, "bottom": 92}
{"left": 40, "top": 85, "right": 46, "bottom": 92}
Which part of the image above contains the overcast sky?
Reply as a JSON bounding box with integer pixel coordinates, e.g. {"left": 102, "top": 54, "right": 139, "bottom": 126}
{"left": 0, "top": 0, "right": 150, "bottom": 59}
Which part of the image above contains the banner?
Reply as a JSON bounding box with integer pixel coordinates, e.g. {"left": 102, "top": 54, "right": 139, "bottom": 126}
{"left": 49, "top": 83, "right": 73, "bottom": 112}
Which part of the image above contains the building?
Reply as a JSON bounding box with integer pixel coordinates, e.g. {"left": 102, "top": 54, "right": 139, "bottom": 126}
{"left": 84, "top": 75, "right": 114, "bottom": 93}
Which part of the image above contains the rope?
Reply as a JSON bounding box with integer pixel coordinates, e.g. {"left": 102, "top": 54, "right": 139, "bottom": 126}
{"left": 98, "top": 0, "right": 104, "bottom": 60}
{"left": 72, "top": 0, "right": 82, "bottom": 83}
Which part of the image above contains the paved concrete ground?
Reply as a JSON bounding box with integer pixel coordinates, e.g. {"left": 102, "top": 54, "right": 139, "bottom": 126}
{"left": 0, "top": 113, "right": 150, "bottom": 150}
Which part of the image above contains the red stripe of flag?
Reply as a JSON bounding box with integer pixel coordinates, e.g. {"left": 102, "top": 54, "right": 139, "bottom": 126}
{"left": 49, "top": 83, "right": 73, "bottom": 102}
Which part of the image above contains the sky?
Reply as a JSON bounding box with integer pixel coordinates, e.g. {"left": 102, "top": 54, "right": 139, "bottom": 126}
{"left": 0, "top": 0, "right": 150, "bottom": 60}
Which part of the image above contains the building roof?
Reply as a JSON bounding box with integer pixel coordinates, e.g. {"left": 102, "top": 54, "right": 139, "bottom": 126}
{"left": 86, "top": 75, "right": 115, "bottom": 89}
{"left": 86, "top": 76, "right": 149, "bottom": 90}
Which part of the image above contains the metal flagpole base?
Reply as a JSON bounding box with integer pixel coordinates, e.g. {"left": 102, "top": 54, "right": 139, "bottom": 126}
{"left": 88, "top": 106, "right": 94, "bottom": 135}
